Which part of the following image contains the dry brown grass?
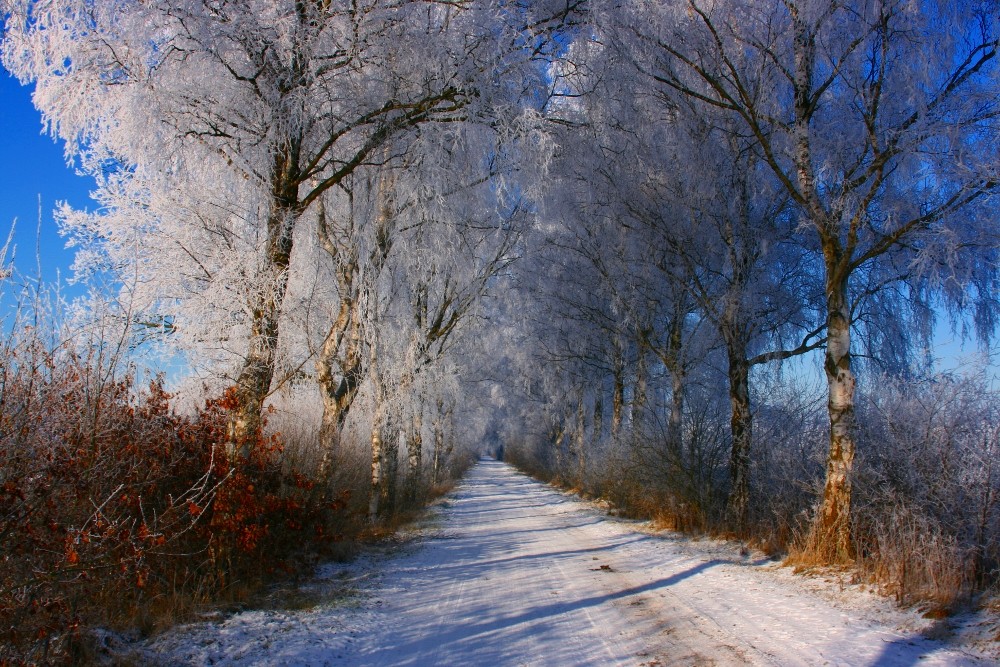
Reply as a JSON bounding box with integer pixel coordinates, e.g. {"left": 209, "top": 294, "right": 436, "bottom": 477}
{"left": 857, "top": 516, "right": 975, "bottom": 609}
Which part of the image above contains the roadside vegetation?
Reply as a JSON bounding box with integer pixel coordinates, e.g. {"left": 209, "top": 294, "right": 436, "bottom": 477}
{"left": 0, "top": 271, "right": 473, "bottom": 664}
{"left": 505, "top": 369, "right": 1000, "bottom": 615}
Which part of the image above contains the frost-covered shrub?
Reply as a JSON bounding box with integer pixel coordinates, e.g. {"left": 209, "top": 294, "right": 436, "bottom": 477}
{"left": 751, "top": 378, "right": 828, "bottom": 552}
{"left": 852, "top": 374, "right": 1000, "bottom": 605}
{"left": 614, "top": 385, "right": 731, "bottom": 531}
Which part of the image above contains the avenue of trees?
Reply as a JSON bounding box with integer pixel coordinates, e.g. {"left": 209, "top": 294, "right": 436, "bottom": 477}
{"left": 2, "top": 0, "right": 1000, "bottom": 659}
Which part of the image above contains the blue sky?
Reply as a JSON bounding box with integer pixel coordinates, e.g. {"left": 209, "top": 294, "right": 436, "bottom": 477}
{"left": 1, "top": 68, "right": 93, "bottom": 294}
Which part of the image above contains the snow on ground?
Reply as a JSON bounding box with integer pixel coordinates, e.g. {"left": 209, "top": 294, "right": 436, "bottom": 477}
{"left": 126, "top": 459, "right": 999, "bottom": 666}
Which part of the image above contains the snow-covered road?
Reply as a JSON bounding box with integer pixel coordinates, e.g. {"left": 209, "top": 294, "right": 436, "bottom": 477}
{"left": 138, "top": 459, "right": 992, "bottom": 666}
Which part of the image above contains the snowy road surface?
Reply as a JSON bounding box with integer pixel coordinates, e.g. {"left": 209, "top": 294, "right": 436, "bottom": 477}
{"left": 140, "top": 459, "right": 993, "bottom": 666}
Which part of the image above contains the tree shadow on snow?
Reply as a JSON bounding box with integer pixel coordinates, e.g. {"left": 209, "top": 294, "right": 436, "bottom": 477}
{"left": 357, "top": 559, "right": 725, "bottom": 664}
{"left": 398, "top": 535, "right": 650, "bottom": 580}
{"left": 867, "top": 617, "right": 972, "bottom": 667}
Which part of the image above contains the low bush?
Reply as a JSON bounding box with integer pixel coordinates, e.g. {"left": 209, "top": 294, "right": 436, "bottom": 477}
{"left": 848, "top": 375, "right": 1000, "bottom": 607}
{"left": 0, "top": 318, "right": 354, "bottom": 664}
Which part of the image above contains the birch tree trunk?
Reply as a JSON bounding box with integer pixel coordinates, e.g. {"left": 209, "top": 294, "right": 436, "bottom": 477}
{"left": 405, "top": 405, "right": 423, "bottom": 504}
{"left": 316, "top": 312, "right": 364, "bottom": 472}
{"left": 726, "top": 347, "right": 752, "bottom": 533}
{"left": 808, "top": 265, "right": 856, "bottom": 562}
{"left": 575, "top": 394, "right": 587, "bottom": 487}
{"left": 369, "top": 346, "right": 387, "bottom": 521}
{"left": 431, "top": 398, "right": 445, "bottom": 486}
{"left": 227, "top": 153, "right": 299, "bottom": 458}
{"left": 314, "top": 298, "right": 352, "bottom": 470}
{"left": 647, "top": 314, "right": 686, "bottom": 461}
{"left": 369, "top": 413, "right": 385, "bottom": 522}
{"left": 611, "top": 352, "right": 624, "bottom": 441}
{"left": 721, "top": 263, "right": 754, "bottom": 532}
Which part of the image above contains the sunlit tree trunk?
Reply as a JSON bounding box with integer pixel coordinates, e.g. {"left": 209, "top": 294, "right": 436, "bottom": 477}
{"left": 808, "top": 263, "right": 856, "bottom": 562}
{"left": 788, "top": 1, "right": 858, "bottom": 560}
{"left": 368, "top": 404, "right": 391, "bottom": 522}
{"left": 227, "top": 149, "right": 300, "bottom": 458}
{"left": 368, "top": 342, "right": 388, "bottom": 521}
{"left": 368, "top": 416, "right": 385, "bottom": 521}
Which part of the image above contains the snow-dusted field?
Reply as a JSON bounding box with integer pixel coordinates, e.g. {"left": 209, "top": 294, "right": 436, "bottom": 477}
{"left": 128, "top": 459, "right": 997, "bottom": 666}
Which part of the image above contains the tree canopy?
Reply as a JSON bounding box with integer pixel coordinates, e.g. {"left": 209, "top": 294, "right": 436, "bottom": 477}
{"left": 3, "top": 0, "right": 999, "bottom": 562}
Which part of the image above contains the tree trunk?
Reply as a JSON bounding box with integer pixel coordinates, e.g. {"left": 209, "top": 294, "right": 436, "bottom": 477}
{"left": 808, "top": 270, "right": 856, "bottom": 563}
{"left": 227, "top": 197, "right": 297, "bottom": 459}
{"left": 431, "top": 398, "right": 445, "bottom": 486}
{"left": 369, "top": 397, "right": 398, "bottom": 522}
{"left": 632, "top": 345, "right": 648, "bottom": 438}
{"left": 405, "top": 406, "right": 423, "bottom": 504}
{"left": 726, "top": 348, "right": 752, "bottom": 533}
{"left": 611, "top": 353, "right": 624, "bottom": 440}
{"left": 665, "top": 311, "right": 686, "bottom": 460}
{"left": 316, "top": 310, "right": 364, "bottom": 474}
{"left": 553, "top": 423, "right": 564, "bottom": 477}
{"left": 575, "top": 393, "right": 586, "bottom": 487}
{"left": 380, "top": 423, "right": 400, "bottom": 517}
{"left": 368, "top": 412, "right": 385, "bottom": 522}
{"left": 369, "top": 347, "right": 387, "bottom": 522}
{"left": 789, "top": 10, "right": 856, "bottom": 562}
{"left": 668, "top": 368, "right": 685, "bottom": 459}
{"left": 316, "top": 299, "right": 349, "bottom": 471}
{"left": 431, "top": 400, "right": 454, "bottom": 485}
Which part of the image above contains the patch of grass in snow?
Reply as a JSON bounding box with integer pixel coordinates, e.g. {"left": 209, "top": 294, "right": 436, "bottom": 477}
{"left": 253, "top": 580, "right": 361, "bottom": 613}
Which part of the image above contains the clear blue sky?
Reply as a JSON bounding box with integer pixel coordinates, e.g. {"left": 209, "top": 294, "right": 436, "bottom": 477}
{"left": 1, "top": 68, "right": 93, "bottom": 294}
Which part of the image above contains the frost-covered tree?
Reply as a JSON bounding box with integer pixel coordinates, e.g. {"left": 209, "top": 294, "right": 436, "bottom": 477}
{"left": 613, "top": 0, "right": 1000, "bottom": 561}
{"left": 1, "top": 0, "right": 459, "bottom": 452}
{"left": 344, "top": 157, "right": 527, "bottom": 515}
{"left": 635, "top": 112, "right": 826, "bottom": 530}
{"left": 542, "top": 29, "right": 826, "bottom": 530}
{"left": 310, "top": 122, "right": 529, "bottom": 476}
{"left": 2, "top": 0, "right": 581, "bottom": 459}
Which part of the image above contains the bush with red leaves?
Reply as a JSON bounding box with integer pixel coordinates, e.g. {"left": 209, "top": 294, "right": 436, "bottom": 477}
{"left": 0, "top": 346, "right": 347, "bottom": 664}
